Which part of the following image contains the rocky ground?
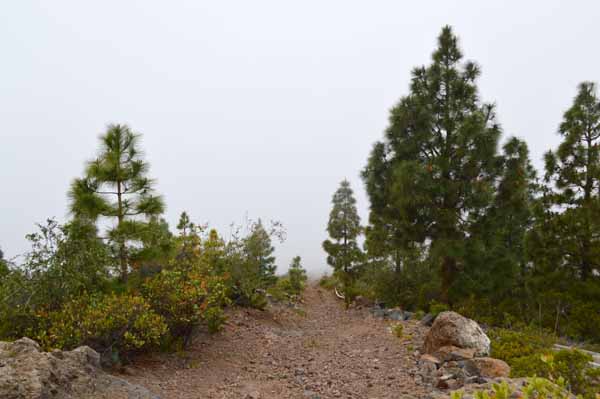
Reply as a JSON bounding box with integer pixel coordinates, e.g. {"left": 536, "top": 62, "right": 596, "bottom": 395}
{"left": 0, "top": 337, "right": 158, "bottom": 399}
{"left": 3, "top": 284, "right": 576, "bottom": 398}
{"left": 121, "top": 284, "right": 433, "bottom": 399}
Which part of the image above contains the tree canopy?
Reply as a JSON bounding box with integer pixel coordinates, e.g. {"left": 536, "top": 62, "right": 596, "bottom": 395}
{"left": 69, "top": 124, "right": 165, "bottom": 281}
{"left": 362, "top": 26, "right": 501, "bottom": 302}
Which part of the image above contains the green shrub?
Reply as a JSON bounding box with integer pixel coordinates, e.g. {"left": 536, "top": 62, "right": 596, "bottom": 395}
{"left": 268, "top": 257, "right": 308, "bottom": 302}
{"left": 490, "top": 327, "right": 599, "bottom": 397}
{"left": 350, "top": 278, "right": 376, "bottom": 300}
{"left": 142, "top": 270, "right": 229, "bottom": 342}
{"left": 489, "top": 327, "right": 556, "bottom": 365}
{"left": 267, "top": 281, "right": 289, "bottom": 302}
{"left": 413, "top": 310, "right": 426, "bottom": 320}
{"left": 287, "top": 256, "right": 307, "bottom": 295}
{"left": 429, "top": 300, "right": 450, "bottom": 317}
{"left": 392, "top": 323, "right": 404, "bottom": 338}
{"left": 319, "top": 274, "right": 338, "bottom": 289}
{"left": 39, "top": 293, "right": 167, "bottom": 362}
{"left": 566, "top": 302, "right": 600, "bottom": 343}
{"left": 522, "top": 376, "right": 576, "bottom": 399}
{"left": 248, "top": 291, "right": 268, "bottom": 310}
{"left": 453, "top": 377, "right": 577, "bottom": 399}
{"left": 0, "top": 272, "right": 39, "bottom": 340}
{"left": 509, "top": 354, "right": 549, "bottom": 378}
{"left": 551, "top": 350, "right": 599, "bottom": 398}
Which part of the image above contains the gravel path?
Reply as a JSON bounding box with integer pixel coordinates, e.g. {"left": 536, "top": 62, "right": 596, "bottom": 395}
{"left": 121, "top": 284, "right": 431, "bottom": 399}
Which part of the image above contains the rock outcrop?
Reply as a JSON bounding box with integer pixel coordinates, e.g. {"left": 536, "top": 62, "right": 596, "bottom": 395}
{"left": 423, "top": 311, "right": 490, "bottom": 357}
{"left": 463, "top": 357, "right": 510, "bottom": 379}
{"left": 417, "top": 311, "right": 509, "bottom": 393}
{"left": 0, "top": 337, "right": 159, "bottom": 399}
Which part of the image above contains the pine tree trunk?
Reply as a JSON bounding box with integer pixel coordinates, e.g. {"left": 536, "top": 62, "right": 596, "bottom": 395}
{"left": 117, "top": 180, "right": 127, "bottom": 283}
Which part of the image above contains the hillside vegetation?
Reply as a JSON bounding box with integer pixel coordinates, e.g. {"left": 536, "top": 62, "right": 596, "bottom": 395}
{"left": 323, "top": 26, "right": 600, "bottom": 346}
{"left": 0, "top": 124, "right": 306, "bottom": 365}
{"left": 1, "top": 25, "right": 599, "bottom": 399}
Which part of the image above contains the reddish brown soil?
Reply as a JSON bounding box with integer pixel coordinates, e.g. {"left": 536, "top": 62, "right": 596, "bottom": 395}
{"left": 121, "top": 284, "right": 430, "bottom": 399}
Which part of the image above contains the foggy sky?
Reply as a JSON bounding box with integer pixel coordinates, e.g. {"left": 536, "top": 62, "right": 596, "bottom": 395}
{"left": 2, "top": 1, "right": 600, "bottom": 275}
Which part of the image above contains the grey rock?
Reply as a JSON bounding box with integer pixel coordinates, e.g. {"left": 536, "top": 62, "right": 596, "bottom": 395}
{"left": 0, "top": 337, "right": 160, "bottom": 399}
{"left": 423, "top": 311, "right": 491, "bottom": 357}
{"left": 388, "top": 309, "right": 405, "bottom": 321}
{"left": 420, "top": 313, "right": 435, "bottom": 326}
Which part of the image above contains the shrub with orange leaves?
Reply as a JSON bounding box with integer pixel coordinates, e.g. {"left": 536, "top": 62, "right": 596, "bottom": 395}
{"left": 142, "top": 269, "right": 229, "bottom": 346}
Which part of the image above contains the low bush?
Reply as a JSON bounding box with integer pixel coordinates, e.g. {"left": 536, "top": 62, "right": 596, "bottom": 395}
{"left": 319, "top": 273, "right": 338, "bottom": 290}
{"left": 266, "top": 282, "right": 289, "bottom": 302}
{"left": 489, "top": 327, "right": 556, "bottom": 364}
{"left": 37, "top": 293, "right": 167, "bottom": 363}
{"left": 429, "top": 300, "right": 450, "bottom": 317}
{"left": 550, "top": 351, "right": 600, "bottom": 398}
{"left": 489, "top": 327, "right": 599, "bottom": 397}
{"left": 565, "top": 302, "right": 600, "bottom": 343}
{"left": 413, "top": 310, "right": 426, "bottom": 320}
{"left": 286, "top": 256, "right": 307, "bottom": 295}
{"left": 451, "top": 377, "right": 580, "bottom": 399}
{"left": 392, "top": 323, "right": 403, "bottom": 338}
{"left": 268, "top": 257, "right": 308, "bottom": 301}
{"left": 142, "top": 269, "right": 229, "bottom": 345}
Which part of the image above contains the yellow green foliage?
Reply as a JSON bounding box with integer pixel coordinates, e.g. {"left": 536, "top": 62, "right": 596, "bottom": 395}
{"left": 413, "top": 310, "right": 426, "bottom": 320}
{"left": 319, "top": 274, "right": 338, "bottom": 289}
{"left": 429, "top": 300, "right": 450, "bottom": 317}
{"left": 451, "top": 378, "right": 579, "bottom": 399}
{"left": 489, "top": 327, "right": 557, "bottom": 364}
{"left": 286, "top": 256, "right": 307, "bottom": 295}
{"left": 142, "top": 270, "right": 229, "bottom": 340}
{"left": 267, "top": 281, "right": 289, "bottom": 302}
{"left": 392, "top": 323, "right": 404, "bottom": 338}
{"left": 269, "top": 258, "right": 308, "bottom": 301}
{"left": 489, "top": 327, "right": 599, "bottom": 398}
{"left": 37, "top": 293, "right": 167, "bottom": 359}
{"left": 508, "top": 352, "right": 599, "bottom": 397}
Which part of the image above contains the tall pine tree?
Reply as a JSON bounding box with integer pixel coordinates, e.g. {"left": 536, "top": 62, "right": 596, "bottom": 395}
{"left": 460, "top": 137, "right": 536, "bottom": 313}
{"left": 323, "top": 180, "right": 362, "bottom": 302}
{"left": 543, "top": 82, "right": 600, "bottom": 281}
{"left": 362, "top": 26, "right": 501, "bottom": 303}
{"left": 69, "top": 124, "right": 165, "bottom": 282}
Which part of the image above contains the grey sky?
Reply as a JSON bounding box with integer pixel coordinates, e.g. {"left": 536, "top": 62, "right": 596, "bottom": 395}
{"left": 2, "top": 1, "right": 600, "bottom": 275}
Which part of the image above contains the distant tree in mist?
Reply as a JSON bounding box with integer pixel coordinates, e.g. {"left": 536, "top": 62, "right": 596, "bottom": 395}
{"left": 323, "top": 179, "right": 363, "bottom": 304}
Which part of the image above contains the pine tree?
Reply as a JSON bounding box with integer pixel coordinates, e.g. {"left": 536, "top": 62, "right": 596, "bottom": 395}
{"left": 175, "top": 211, "right": 201, "bottom": 266}
{"left": 543, "top": 82, "right": 600, "bottom": 281}
{"left": 0, "top": 247, "right": 8, "bottom": 278}
{"left": 460, "top": 137, "right": 536, "bottom": 310}
{"left": 69, "top": 124, "right": 165, "bottom": 282}
{"left": 288, "top": 256, "right": 307, "bottom": 294}
{"left": 135, "top": 216, "right": 173, "bottom": 275}
{"left": 244, "top": 220, "right": 277, "bottom": 286}
{"left": 362, "top": 26, "right": 501, "bottom": 303}
{"left": 323, "top": 180, "right": 362, "bottom": 302}
{"left": 202, "top": 229, "right": 226, "bottom": 275}
{"left": 488, "top": 138, "right": 537, "bottom": 283}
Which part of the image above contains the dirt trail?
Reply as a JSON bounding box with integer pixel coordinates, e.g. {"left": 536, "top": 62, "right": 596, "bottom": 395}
{"left": 122, "top": 284, "right": 430, "bottom": 399}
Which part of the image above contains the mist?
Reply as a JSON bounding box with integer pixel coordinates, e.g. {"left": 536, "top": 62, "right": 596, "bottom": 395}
{"left": 2, "top": 1, "right": 600, "bottom": 275}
